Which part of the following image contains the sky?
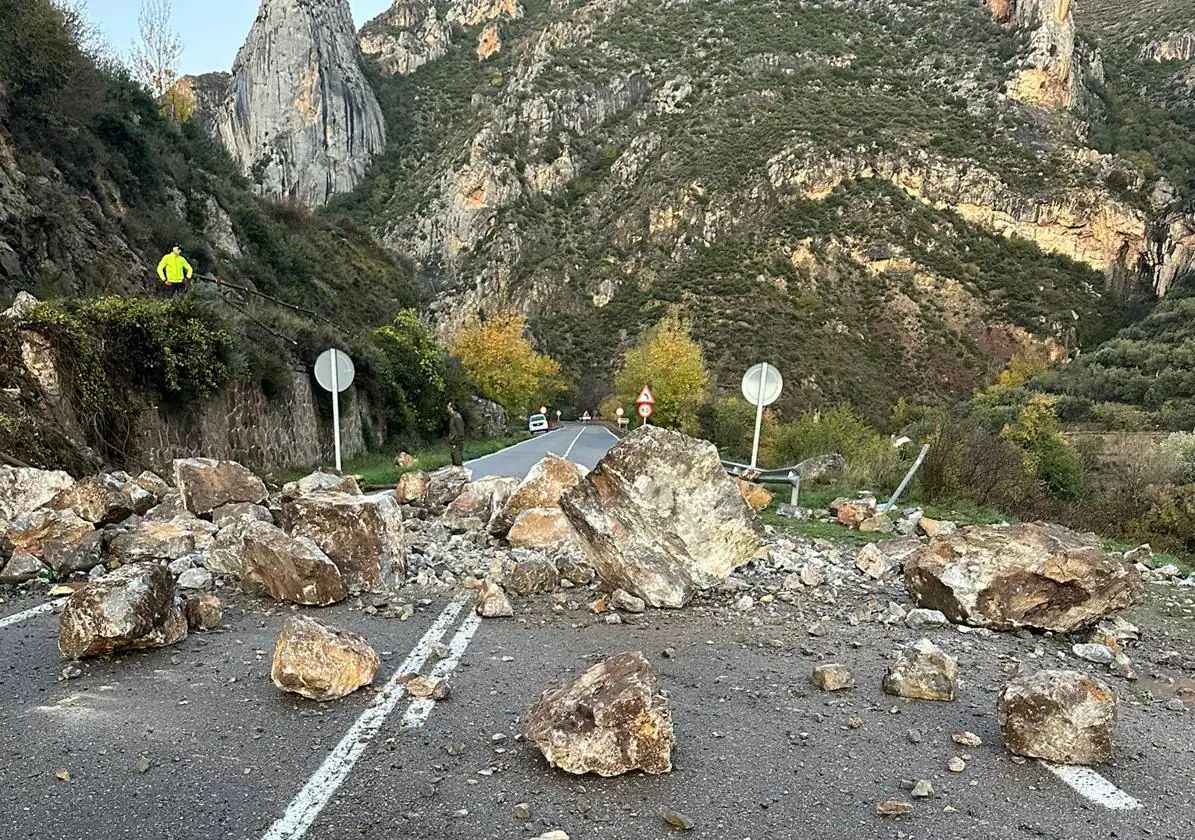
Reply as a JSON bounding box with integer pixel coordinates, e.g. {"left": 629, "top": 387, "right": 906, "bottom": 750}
{"left": 88, "top": 1, "right": 394, "bottom": 77}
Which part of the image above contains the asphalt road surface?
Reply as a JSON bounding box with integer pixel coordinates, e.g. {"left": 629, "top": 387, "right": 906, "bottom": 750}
{"left": 467, "top": 423, "right": 619, "bottom": 480}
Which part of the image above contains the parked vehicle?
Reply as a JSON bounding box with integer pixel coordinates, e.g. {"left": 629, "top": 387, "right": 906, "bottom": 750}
{"left": 528, "top": 413, "right": 549, "bottom": 433}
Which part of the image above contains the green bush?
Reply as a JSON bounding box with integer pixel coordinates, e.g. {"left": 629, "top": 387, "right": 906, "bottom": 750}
{"left": 1151, "top": 433, "right": 1195, "bottom": 486}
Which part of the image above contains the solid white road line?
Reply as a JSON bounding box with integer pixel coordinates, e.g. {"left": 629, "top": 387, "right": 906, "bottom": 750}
{"left": 599, "top": 425, "right": 622, "bottom": 441}
{"left": 0, "top": 598, "right": 66, "bottom": 630}
{"left": 466, "top": 428, "right": 565, "bottom": 466}
{"left": 561, "top": 427, "right": 586, "bottom": 460}
{"left": 1041, "top": 761, "right": 1143, "bottom": 811}
{"left": 399, "top": 611, "right": 483, "bottom": 729}
{"left": 260, "top": 598, "right": 468, "bottom": 840}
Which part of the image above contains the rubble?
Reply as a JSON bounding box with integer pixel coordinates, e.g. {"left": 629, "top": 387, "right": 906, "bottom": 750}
{"left": 173, "top": 458, "right": 268, "bottom": 517}
{"left": 525, "top": 651, "right": 675, "bottom": 776}
{"left": 905, "top": 522, "right": 1144, "bottom": 632}
{"left": 560, "top": 427, "right": 763, "bottom": 608}
{"left": 998, "top": 670, "right": 1117, "bottom": 765}
{"left": 883, "top": 638, "right": 958, "bottom": 701}
{"left": 58, "top": 564, "right": 187, "bottom": 659}
{"left": 239, "top": 521, "right": 348, "bottom": 606}
{"left": 270, "top": 616, "right": 379, "bottom": 701}
{"left": 443, "top": 477, "right": 517, "bottom": 532}
{"left": 282, "top": 492, "right": 405, "bottom": 592}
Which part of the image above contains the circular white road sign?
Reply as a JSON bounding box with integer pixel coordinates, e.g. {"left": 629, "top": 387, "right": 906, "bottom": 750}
{"left": 638, "top": 403, "right": 653, "bottom": 419}
{"left": 741, "top": 362, "right": 782, "bottom": 407}
{"left": 314, "top": 348, "right": 355, "bottom": 393}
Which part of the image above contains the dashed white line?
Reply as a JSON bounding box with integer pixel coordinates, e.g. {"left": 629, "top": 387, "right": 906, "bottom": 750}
{"left": 1041, "top": 761, "right": 1143, "bottom": 811}
{"left": 0, "top": 598, "right": 66, "bottom": 630}
{"left": 260, "top": 597, "right": 468, "bottom": 840}
{"left": 561, "top": 427, "right": 586, "bottom": 460}
{"left": 400, "top": 611, "right": 483, "bottom": 729}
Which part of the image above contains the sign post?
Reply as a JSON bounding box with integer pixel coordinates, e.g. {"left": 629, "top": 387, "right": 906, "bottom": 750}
{"left": 616, "top": 406, "right": 628, "bottom": 430}
{"left": 741, "top": 363, "right": 783, "bottom": 469}
{"left": 636, "top": 385, "right": 655, "bottom": 427}
{"left": 314, "top": 348, "right": 356, "bottom": 473}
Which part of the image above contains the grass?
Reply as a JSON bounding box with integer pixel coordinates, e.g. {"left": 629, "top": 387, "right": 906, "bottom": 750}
{"left": 273, "top": 433, "right": 530, "bottom": 489}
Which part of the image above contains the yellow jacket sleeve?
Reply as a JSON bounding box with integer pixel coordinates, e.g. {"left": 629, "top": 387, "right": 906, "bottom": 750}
{"left": 157, "top": 255, "right": 169, "bottom": 281}
{"left": 181, "top": 257, "right": 193, "bottom": 278}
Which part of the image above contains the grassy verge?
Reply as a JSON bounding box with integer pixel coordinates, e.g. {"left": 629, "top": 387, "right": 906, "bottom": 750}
{"left": 273, "top": 433, "right": 530, "bottom": 488}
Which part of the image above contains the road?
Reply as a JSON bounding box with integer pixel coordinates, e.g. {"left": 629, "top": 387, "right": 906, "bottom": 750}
{"left": 466, "top": 423, "right": 619, "bottom": 480}
{"left": 1, "top": 432, "right": 1194, "bottom": 840}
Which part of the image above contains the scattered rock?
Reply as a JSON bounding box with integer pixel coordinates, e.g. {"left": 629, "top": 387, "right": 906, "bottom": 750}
{"left": 734, "top": 479, "right": 774, "bottom": 513}
{"left": 525, "top": 651, "right": 674, "bottom": 776}
{"left": 812, "top": 664, "right": 855, "bottom": 691}
{"left": 239, "top": 521, "right": 348, "bottom": 606}
{"left": 557, "top": 553, "right": 595, "bottom": 586}
{"left": 444, "top": 476, "right": 517, "bottom": 532}
{"left": 475, "top": 579, "right": 514, "bottom": 617}
{"left": 282, "top": 493, "right": 405, "bottom": 592}
{"left": 904, "top": 523, "right": 1144, "bottom": 632}
{"left": 281, "top": 471, "right": 362, "bottom": 499}
{"left": 904, "top": 608, "right": 950, "bottom": 630}
{"left": 953, "top": 731, "right": 982, "bottom": 748}
{"left": 998, "top": 670, "right": 1117, "bottom": 765}
{"left": 507, "top": 507, "right": 579, "bottom": 550}
{"left": 107, "top": 516, "right": 218, "bottom": 564}
{"left": 858, "top": 513, "right": 895, "bottom": 534}
{"left": 916, "top": 516, "right": 956, "bottom": 538}
{"left": 1072, "top": 643, "right": 1116, "bottom": 665}
{"left": 49, "top": 473, "right": 153, "bottom": 526}
{"left": 58, "top": 564, "right": 187, "bottom": 659}
{"left": 42, "top": 529, "right": 104, "bottom": 575}
{"left": 660, "top": 806, "right": 695, "bottom": 830}
{"left": 396, "top": 471, "right": 430, "bottom": 505}
{"left": 396, "top": 452, "right": 418, "bottom": 469}
{"left": 177, "top": 567, "right": 213, "bottom": 590}
{"left": 560, "top": 427, "right": 764, "bottom": 608}
{"left": 426, "top": 466, "right": 471, "bottom": 508}
{"left": 270, "top": 616, "right": 379, "bottom": 701}
{"left": 492, "top": 455, "right": 586, "bottom": 536}
{"left": 173, "top": 458, "right": 268, "bottom": 517}
{"left": 133, "top": 471, "right": 172, "bottom": 500}
{"left": 876, "top": 799, "right": 913, "bottom": 817}
{"left": 883, "top": 638, "right": 958, "bottom": 701}
{"left": 1, "top": 552, "right": 46, "bottom": 582}
{"left": 948, "top": 756, "right": 966, "bottom": 772}
{"left": 506, "top": 558, "right": 560, "bottom": 596}
{"left": 831, "top": 497, "right": 876, "bottom": 528}
{"left": 184, "top": 593, "right": 222, "bottom": 630}
{"left": 911, "top": 779, "right": 934, "bottom": 798}
{"left": 609, "top": 588, "right": 646, "bottom": 614}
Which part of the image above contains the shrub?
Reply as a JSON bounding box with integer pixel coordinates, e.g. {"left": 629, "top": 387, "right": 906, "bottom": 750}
{"left": 1001, "top": 395, "right": 1087, "bottom": 501}
{"left": 698, "top": 396, "right": 758, "bottom": 462}
{"left": 1150, "top": 433, "right": 1195, "bottom": 485}
{"left": 917, "top": 411, "right": 1043, "bottom": 511}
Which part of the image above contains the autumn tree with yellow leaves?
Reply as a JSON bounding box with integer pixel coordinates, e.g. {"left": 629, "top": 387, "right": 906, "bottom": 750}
{"left": 608, "top": 312, "right": 710, "bottom": 432}
{"left": 451, "top": 312, "right": 564, "bottom": 417}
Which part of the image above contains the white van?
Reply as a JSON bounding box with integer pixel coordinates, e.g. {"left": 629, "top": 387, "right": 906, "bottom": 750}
{"left": 528, "top": 413, "right": 549, "bottom": 434}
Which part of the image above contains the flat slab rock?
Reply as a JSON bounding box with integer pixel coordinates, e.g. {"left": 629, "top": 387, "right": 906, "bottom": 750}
{"left": 525, "top": 651, "right": 675, "bottom": 777}
{"left": 560, "top": 426, "right": 763, "bottom": 609}
{"left": 58, "top": 564, "right": 187, "bottom": 659}
{"left": 904, "top": 521, "right": 1144, "bottom": 632}
{"left": 998, "top": 669, "right": 1117, "bottom": 765}
{"left": 173, "top": 458, "right": 268, "bottom": 517}
{"left": 271, "top": 616, "right": 379, "bottom": 701}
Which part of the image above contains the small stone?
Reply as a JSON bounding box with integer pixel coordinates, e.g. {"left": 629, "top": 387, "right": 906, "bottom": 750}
{"left": 906, "top": 728, "right": 922, "bottom": 744}
{"left": 952, "top": 731, "right": 982, "bottom": 748}
{"left": 1166, "top": 698, "right": 1186, "bottom": 712}
{"left": 812, "top": 664, "right": 855, "bottom": 692}
{"left": 609, "top": 589, "right": 646, "bottom": 614}
{"left": 1072, "top": 643, "right": 1115, "bottom": 665}
{"left": 911, "top": 779, "right": 934, "bottom": 798}
{"left": 876, "top": 799, "right": 913, "bottom": 817}
{"left": 883, "top": 638, "right": 958, "bottom": 701}
{"left": 475, "top": 579, "right": 514, "bottom": 618}
{"left": 948, "top": 757, "right": 966, "bottom": 772}
{"left": 135, "top": 755, "right": 151, "bottom": 774}
{"left": 661, "top": 806, "right": 695, "bottom": 830}
{"left": 807, "top": 620, "right": 829, "bottom": 637}
{"left": 184, "top": 594, "right": 222, "bottom": 631}
{"left": 177, "top": 567, "right": 213, "bottom": 590}
{"left": 904, "top": 608, "right": 950, "bottom": 630}
{"left": 513, "top": 802, "right": 531, "bottom": 820}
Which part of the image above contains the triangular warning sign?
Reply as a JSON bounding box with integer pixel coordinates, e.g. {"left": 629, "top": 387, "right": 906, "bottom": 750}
{"left": 637, "top": 385, "right": 655, "bottom": 405}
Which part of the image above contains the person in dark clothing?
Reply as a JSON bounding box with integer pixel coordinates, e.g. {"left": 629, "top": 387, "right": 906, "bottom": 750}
{"left": 447, "top": 402, "right": 465, "bottom": 467}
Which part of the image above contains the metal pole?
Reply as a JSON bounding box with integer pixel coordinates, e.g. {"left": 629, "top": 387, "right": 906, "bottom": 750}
{"left": 750, "top": 365, "right": 768, "bottom": 468}
{"left": 330, "top": 349, "right": 342, "bottom": 474}
{"left": 881, "top": 444, "right": 930, "bottom": 513}
{"left": 789, "top": 471, "right": 801, "bottom": 507}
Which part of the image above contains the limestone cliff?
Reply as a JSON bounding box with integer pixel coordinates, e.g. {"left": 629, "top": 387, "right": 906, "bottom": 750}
{"left": 991, "top": 0, "right": 1079, "bottom": 109}
{"left": 218, "top": 0, "right": 387, "bottom": 206}
{"left": 360, "top": 0, "right": 452, "bottom": 76}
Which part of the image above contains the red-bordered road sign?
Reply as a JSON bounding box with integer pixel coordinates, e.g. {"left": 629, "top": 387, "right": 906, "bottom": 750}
{"left": 638, "top": 403, "right": 654, "bottom": 419}
{"left": 637, "top": 385, "right": 655, "bottom": 405}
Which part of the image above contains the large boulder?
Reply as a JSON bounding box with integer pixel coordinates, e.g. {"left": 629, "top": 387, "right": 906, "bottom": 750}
{"left": 173, "top": 458, "right": 268, "bottom": 517}
{"left": 904, "top": 522, "right": 1144, "bottom": 632}
{"left": 281, "top": 471, "right": 362, "bottom": 499}
{"left": 281, "top": 493, "right": 405, "bottom": 592}
{"left": 443, "top": 477, "right": 517, "bottom": 532}
{"left": 2, "top": 508, "right": 93, "bottom": 560}
{"left": 525, "top": 651, "right": 675, "bottom": 776}
{"left": 491, "top": 455, "right": 586, "bottom": 536}
{"left": 43, "top": 530, "right": 105, "bottom": 575}
{"left": 426, "top": 466, "right": 471, "bottom": 508}
{"left": 506, "top": 508, "right": 579, "bottom": 550}
{"left": 270, "top": 616, "right": 379, "bottom": 701}
{"left": 998, "top": 670, "right": 1117, "bottom": 765}
{"left": 395, "top": 471, "right": 430, "bottom": 505}
{"left": 108, "top": 516, "right": 218, "bottom": 564}
{"left": 58, "top": 564, "right": 187, "bottom": 659}
{"left": 560, "top": 426, "right": 764, "bottom": 608}
{"left": 49, "top": 473, "right": 154, "bottom": 526}
{"left": 239, "top": 521, "right": 348, "bottom": 606}
{"left": 0, "top": 466, "right": 74, "bottom": 523}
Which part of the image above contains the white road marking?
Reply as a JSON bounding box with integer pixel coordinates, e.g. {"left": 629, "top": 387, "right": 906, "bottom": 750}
{"left": 260, "top": 598, "right": 468, "bottom": 840}
{"left": 0, "top": 598, "right": 66, "bottom": 630}
{"left": 466, "top": 428, "right": 566, "bottom": 466}
{"left": 561, "top": 427, "right": 586, "bottom": 460}
{"left": 1041, "top": 761, "right": 1143, "bottom": 811}
{"left": 599, "top": 425, "right": 622, "bottom": 441}
{"left": 399, "top": 612, "right": 483, "bottom": 729}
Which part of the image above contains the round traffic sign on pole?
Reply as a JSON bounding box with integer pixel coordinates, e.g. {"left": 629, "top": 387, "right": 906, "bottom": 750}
{"left": 315, "top": 349, "right": 355, "bottom": 393}
{"left": 741, "top": 363, "right": 782, "bottom": 407}
{"left": 638, "top": 403, "right": 653, "bottom": 419}
{"left": 615, "top": 407, "right": 625, "bottom": 418}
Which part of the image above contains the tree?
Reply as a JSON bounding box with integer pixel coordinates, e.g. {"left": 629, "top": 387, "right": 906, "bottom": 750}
{"left": 373, "top": 310, "right": 451, "bottom": 438}
{"left": 451, "top": 312, "right": 563, "bottom": 417}
{"left": 128, "top": 0, "right": 182, "bottom": 116}
{"left": 611, "top": 312, "right": 709, "bottom": 432}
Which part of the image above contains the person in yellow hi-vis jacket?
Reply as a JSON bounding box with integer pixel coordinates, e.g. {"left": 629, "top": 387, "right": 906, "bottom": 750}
{"left": 156, "top": 245, "right": 194, "bottom": 297}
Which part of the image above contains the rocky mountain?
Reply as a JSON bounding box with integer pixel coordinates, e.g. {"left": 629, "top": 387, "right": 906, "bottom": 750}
{"left": 201, "top": 0, "right": 387, "bottom": 207}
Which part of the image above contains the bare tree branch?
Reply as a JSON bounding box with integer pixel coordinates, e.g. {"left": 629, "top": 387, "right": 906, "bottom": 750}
{"left": 128, "top": 0, "right": 182, "bottom": 105}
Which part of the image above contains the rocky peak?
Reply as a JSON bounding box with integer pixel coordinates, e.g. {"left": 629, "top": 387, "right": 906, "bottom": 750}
{"left": 1139, "top": 32, "right": 1195, "bottom": 64}
{"left": 992, "top": 0, "right": 1078, "bottom": 109}
{"left": 217, "top": 0, "right": 386, "bottom": 206}
{"left": 359, "top": 0, "right": 452, "bottom": 76}
{"left": 447, "top": 0, "right": 524, "bottom": 28}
